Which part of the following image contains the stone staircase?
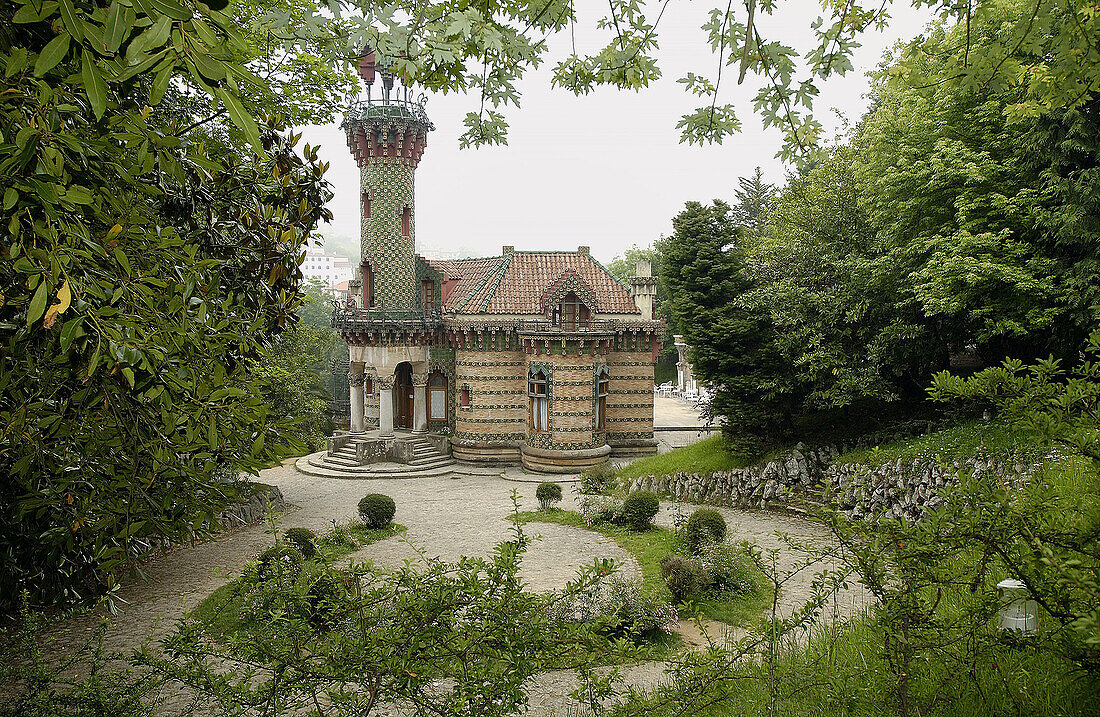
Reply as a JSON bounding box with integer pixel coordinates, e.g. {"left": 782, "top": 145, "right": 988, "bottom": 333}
{"left": 298, "top": 434, "right": 489, "bottom": 479}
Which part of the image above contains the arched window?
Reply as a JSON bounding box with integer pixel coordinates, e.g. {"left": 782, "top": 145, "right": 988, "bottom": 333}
{"left": 364, "top": 376, "right": 373, "bottom": 396}
{"left": 528, "top": 369, "right": 549, "bottom": 432}
{"left": 460, "top": 386, "right": 471, "bottom": 408}
{"left": 428, "top": 372, "right": 447, "bottom": 421}
{"left": 553, "top": 292, "right": 589, "bottom": 331}
{"left": 402, "top": 206, "right": 411, "bottom": 236}
{"left": 595, "top": 369, "right": 610, "bottom": 431}
{"left": 362, "top": 262, "right": 375, "bottom": 308}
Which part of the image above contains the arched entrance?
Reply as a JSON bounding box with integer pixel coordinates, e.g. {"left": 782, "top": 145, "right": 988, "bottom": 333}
{"left": 395, "top": 362, "right": 414, "bottom": 430}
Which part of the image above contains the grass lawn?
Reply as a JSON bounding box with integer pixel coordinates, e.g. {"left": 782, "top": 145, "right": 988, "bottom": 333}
{"left": 614, "top": 434, "right": 754, "bottom": 481}
{"left": 837, "top": 419, "right": 1043, "bottom": 467}
{"left": 514, "top": 509, "right": 771, "bottom": 627}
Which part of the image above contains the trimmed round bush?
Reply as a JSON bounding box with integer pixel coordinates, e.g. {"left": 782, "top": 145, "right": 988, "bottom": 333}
{"left": 358, "top": 493, "right": 396, "bottom": 528}
{"left": 660, "top": 555, "right": 708, "bottom": 603}
{"left": 284, "top": 527, "right": 317, "bottom": 559}
{"left": 621, "top": 490, "right": 659, "bottom": 531}
{"left": 536, "top": 482, "right": 563, "bottom": 511}
{"left": 683, "top": 509, "right": 727, "bottom": 554}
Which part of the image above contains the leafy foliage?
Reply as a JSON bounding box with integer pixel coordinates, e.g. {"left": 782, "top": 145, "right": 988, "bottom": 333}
{"left": 142, "top": 522, "right": 626, "bottom": 717}
{"left": 621, "top": 490, "right": 660, "bottom": 531}
{"left": 0, "top": 1, "right": 333, "bottom": 607}
{"left": 683, "top": 508, "right": 727, "bottom": 554}
{"left": 0, "top": 600, "right": 160, "bottom": 717}
{"left": 357, "top": 493, "right": 396, "bottom": 528}
{"left": 283, "top": 527, "right": 317, "bottom": 559}
{"left": 536, "top": 481, "right": 563, "bottom": 511}
{"left": 659, "top": 200, "right": 792, "bottom": 446}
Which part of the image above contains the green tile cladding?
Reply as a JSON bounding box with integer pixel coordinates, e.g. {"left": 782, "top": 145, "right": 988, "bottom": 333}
{"left": 361, "top": 158, "right": 416, "bottom": 310}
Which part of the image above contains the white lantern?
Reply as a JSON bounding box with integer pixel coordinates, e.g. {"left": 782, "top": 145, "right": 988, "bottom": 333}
{"left": 997, "top": 578, "right": 1038, "bottom": 636}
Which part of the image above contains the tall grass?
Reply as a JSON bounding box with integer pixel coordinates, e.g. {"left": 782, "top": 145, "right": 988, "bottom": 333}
{"left": 615, "top": 434, "right": 752, "bottom": 481}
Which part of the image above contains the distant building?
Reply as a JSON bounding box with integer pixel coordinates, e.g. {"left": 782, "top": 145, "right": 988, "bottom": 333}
{"left": 302, "top": 246, "right": 354, "bottom": 289}
{"left": 330, "top": 279, "right": 350, "bottom": 302}
{"left": 328, "top": 52, "right": 662, "bottom": 473}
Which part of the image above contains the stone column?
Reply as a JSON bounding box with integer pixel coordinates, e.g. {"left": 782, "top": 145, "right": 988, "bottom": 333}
{"left": 378, "top": 373, "right": 396, "bottom": 438}
{"left": 411, "top": 372, "right": 429, "bottom": 434}
{"left": 349, "top": 365, "right": 366, "bottom": 433}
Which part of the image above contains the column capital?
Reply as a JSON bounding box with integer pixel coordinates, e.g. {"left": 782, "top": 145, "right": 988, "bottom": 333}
{"left": 411, "top": 372, "right": 429, "bottom": 387}
{"left": 348, "top": 372, "right": 366, "bottom": 387}
{"left": 378, "top": 374, "right": 396, "bottom": 389}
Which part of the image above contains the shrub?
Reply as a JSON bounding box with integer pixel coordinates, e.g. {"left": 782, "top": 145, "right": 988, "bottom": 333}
{"left": 580, "top": 462, "right": 617, "bottom": 494}
{"left": 698, "top": 541, "right": 756, "bottom": 595}
{"left": 578, "top": 494, "right": 623, "bottom": 526}
{"left": 660, "top": 555, "right": 708, "bottom": 603}
{"left": 256, "top": 544, "right": 304, "bottom": 580}
{"left": 683, "top": 509, "right": 727, "bottom": 554}
{"left": 536, "top": 482, "right": 563, "bottom": 511}
{"left": 621, "top": 490, "right": 660, "bottom": 531}
{"left": 284, "top": 527, "right": 317, "bottom": 559}
{"left": 358, "top": 494, "right": 396, "bottom": 528}
{"left": 546, "top": 576, "right": 676, "bottom": 641}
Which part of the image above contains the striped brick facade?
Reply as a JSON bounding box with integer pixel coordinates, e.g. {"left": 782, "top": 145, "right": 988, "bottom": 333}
{"left": 338, "top": 64, "right": 658, "bottom": 471}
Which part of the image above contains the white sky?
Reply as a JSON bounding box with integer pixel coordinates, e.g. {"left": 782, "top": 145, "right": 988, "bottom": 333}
{"left": 302, "top": 1, "right": 933, "bottom": 264}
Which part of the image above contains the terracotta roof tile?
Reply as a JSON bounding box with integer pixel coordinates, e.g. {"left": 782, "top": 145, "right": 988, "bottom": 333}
{"left": 435, "top": 251, "right": 639, "bottom": 315}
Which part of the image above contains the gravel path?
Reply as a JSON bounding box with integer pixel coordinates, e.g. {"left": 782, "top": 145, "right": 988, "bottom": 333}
{"left": 44, "top": 457, "right": 867, "bottom": 715}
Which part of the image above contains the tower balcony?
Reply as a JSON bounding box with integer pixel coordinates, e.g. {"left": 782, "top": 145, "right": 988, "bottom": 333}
{"left": 331, "top": 304, "right": 444, "bottom": 339}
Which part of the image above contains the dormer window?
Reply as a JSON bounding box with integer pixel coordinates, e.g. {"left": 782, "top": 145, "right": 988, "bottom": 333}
{"left": 552, "top": 292, "right": 590, "bottom": 331}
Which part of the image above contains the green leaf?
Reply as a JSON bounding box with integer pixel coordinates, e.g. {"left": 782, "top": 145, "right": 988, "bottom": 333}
{"left": 3, "top": 188, "right": 17, "bottom": 211}
{"left": 27, "top": 281, "right": 48, "bottom": 327}
{"left": 216, "top": 87, "right": 260, "bottom": 150}
{"left": 57, "top": 0, "right": 84, "bottom": 42}
{"left": 148, "top": 0, "right": 193, "bottom": 21}
{"left": 114, "top": 247, "right": 131, "bottom": 276}
{"left": 104, "top": 0, "right": 129, "bottom": 53}
{"left": 34, "top": 34, "right": 71, "bottom": 77}
{"left": 252, "top": 432, "right": 264, "bottom": 455}
{"left": 150, "top": 63, "right": 172, "bottom": 104}
{"left": 82, "top": 52, "right": 107, "bottom": 119}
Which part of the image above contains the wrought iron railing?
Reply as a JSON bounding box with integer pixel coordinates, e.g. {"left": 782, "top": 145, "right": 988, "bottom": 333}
{"left": 344, "top": 96, "right": 434, "bottom": 128}
{"left": 331, "top": 303, "right": 444, "bottom": 333}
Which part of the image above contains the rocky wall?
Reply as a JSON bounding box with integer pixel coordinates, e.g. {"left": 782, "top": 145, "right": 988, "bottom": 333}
{"left": 627, "top": 444, "right": 1036, "bottom": 522}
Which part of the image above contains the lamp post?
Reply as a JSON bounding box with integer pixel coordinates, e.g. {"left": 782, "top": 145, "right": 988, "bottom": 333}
{"left": 997, "top": 578, "right": 1038, "bottom": 636}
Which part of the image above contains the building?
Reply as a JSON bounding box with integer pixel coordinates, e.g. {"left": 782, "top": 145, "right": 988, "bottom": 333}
{"left": 302, "top": 245, "right": 354, "bottom": 289}
{"left": 330, "top": 53, "right": 661, "bottom": 473}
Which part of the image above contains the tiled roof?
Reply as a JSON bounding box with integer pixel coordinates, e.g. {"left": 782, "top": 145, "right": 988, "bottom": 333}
{"left": 433, "top": 251, "right": 639, "bottom": 315}
{"left": 333, "top": 280, "right": 350, "bottom": 291}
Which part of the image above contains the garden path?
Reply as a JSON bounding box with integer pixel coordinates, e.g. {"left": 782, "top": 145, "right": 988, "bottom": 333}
{"left": 48, "top": 461, "right": 866, "bottom": 715}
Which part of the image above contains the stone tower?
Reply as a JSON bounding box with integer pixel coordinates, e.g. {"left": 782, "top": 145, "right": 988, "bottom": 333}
{"left": 343, "top": 52, "right": 434, "bottom": 311}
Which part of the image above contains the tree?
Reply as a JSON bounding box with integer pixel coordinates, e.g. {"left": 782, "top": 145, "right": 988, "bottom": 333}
{"left": 659, "top": 201, "right": 791, "bottom": 448}
{"left": 254, "top": 280, "right": 342, "bottom": 450}
{"left": 731, "top": 167, "right": 775, "bottom": 238}
{"left": 0, "top": 2, "right": 333, "bottom": 607}
{"left": 253, "top": 0, "right": 1100, "bottom": 159}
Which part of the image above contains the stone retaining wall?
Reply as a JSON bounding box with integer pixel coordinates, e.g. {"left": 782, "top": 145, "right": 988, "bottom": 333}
{"left": 827, "top": 456, "right": 1033, "bottom": 523}
{"left": 628, "top": 444, "right": 1037, "bottom": 522}
{"left": 627, "top": 444, "right": 836, "bottom": 509}
{"left": 216, "top": 483, "right": 285, "bottom": 529}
